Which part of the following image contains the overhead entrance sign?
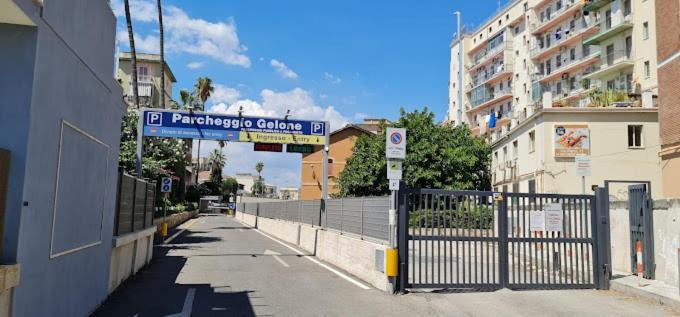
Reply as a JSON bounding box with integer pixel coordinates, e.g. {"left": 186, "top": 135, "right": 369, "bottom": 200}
{"left": 386, "top": 128, "right": 406, "bottom": 159}
{"left": 254, "top": 143, "right": 283, "bottom": 152}
{"left": 287, "top": 144, "right": 314, "bottom": 154}
{"left": 142, "top": 108, "right": 327, "bottom": 145}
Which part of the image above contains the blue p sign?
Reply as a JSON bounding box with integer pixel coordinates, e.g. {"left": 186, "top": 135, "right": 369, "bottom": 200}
{"left": 311, "top": 122, "right": 324, "bottom": 135}
{"left": 161, "top": 177, "right": 172, "bottom": 193}
{"left": 146, "top": 112, "right": 163, "bottom": 126}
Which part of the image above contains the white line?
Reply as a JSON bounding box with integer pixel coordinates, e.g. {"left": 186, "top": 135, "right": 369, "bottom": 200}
{"left": 239, "top": 229, "right": 244, "bottom": 232}
{"left": 164, "top": 219, "right": 198, "bottom": 244}
{"left": 265, "top": 249, "right": 290, "bottom": 268}
{"left": 253, "top": 228, "right": 370, "bottom": 290}
{"left": 165, "top": 288, "right": 195, "bottom": 317}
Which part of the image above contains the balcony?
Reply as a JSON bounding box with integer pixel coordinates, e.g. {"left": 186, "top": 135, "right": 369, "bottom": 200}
{"left": 583, "top": 50, "right": 634, "bottom": 79}
{"left": 583, "top": 14, "right": 634, "bottom": 46}
{"left": 468, "top": 87, "right": 513, "bottom": 113}
{"left": 583, "top": 0, "right": 613, "bottom": 12}
{"left": 129, "top": 81, "right": 153, "bottom": 97}
{"left": 469, "top": 41, "right": 511, "bottom": 71}
{"left": 532, "top": 0, "right": 584, "bottom": 35}
{"left": 468, "top": 63, "right": 514, "bottom": 91}
{"left": 530, "top": 21, "right": 600, "bottom": 60}
{"left": 537, "top": 50, "right": 600, "bottom": 83}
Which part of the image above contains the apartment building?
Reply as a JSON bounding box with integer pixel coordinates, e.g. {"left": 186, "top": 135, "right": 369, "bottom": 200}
{"left": 117, "top": 51, "right": 177, "bottom": 108}
{"left": 449, "top": 0, "right": 661, "bottom": 197}
{"left": 655, "top": 0, "right": 680, "bottom": 198}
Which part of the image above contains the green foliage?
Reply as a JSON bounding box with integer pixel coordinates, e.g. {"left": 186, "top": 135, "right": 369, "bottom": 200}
{"left": 407, "top": 201, "right": 494, "bottom": 229}
{"left": 221, "top": 177, "right": 239, "bottom": 197}
{"left": 337, "top": 107, "right": 491, "bottom": 197}
{"left": 185, "top": 185, "right": 202, "bottom": 203}
{"left": 209, "top": 149, "right": 226, "bottom": 184}
{"left": 251, "top": 180, "right": 265, "bottom": 196}
{"left": 118, "top": 110, "right": 188, "bottom": 181}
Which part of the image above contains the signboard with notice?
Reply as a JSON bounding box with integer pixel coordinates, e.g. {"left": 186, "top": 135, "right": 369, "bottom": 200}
{"left": 554, "top": 124, "right": 590, "bottom": 157}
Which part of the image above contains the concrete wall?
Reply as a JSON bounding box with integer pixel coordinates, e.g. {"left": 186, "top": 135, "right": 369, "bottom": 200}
{"left": 154, "top": 211, "right": 197, "bottom": 231}
{"left": 610, "top": 199, "right": 680, "bottom": 287}
{"left": 108, "top": 228, "right": 155, "bottom": 294}
{"left": 235, "top": 211, "right": 391, "bottom": 292}
{"left": 0, "top": 1, "right": 125, "bottom": 316}
{"left": 0, "top": 265, "right": 20, "bottom": 317}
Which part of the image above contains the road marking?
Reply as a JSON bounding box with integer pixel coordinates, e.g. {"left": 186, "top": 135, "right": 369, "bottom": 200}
{"left": 164, "top": 218, "right": 198, "bottom": 244}
{"left": 164, "top": 288, "right": 195, "bottom": 317}
{"left": 253, "top": 228, "right": 371, "bottom": 290}
{"left": 264, "top": 249, "right": 290, "bottom": 268}
{"left": 239, "top": 229, "right": 244, "bottom": 232}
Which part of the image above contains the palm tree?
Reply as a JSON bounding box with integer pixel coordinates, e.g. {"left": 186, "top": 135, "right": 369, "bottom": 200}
{"left": 192, "top": 77, "right": 214, "bottom": 183}
{"left": 157, "top": 0, "right": 165, "bottom": 109}
{"left": 124, "top": 0, "right": 139, "bottom": 108}
{"left": 209, "top": 149, "right": 226, "bottom": 184}
{"left": 255, "top": 162, "right": 264, "bottom": 197}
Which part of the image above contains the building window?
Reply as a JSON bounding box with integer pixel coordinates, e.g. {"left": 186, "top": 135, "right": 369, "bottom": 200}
{"left": 644, "top": 61, "right": 650, "bottom": 78}
{"left": 328, "top": 158, "right": 334, "bottom": 175}
{"left": 570, "top": 48, "right": 576, "bottom": 61}
{"left": 494, "top": 151, "right": 499, "bottom": 166}
{"left": 528, "top": 179, "right": 536, "bottom": 193}
{"left": 529, "top": 130, "right": 535, "bottom": 152}
{"left": 506, "top": 14, "right": 509, "bottom": 21}
{"left": 643, "top": 22, "right": 649, "bottom": 40}
{"left": 515, "top": 26, "right": 520, "bottom": 34}
{"left": 628, "top": 125, "right": 643, "bottom": 148}
{"left": 512, "top": 140, "right": 518, "bottom": 158}
{"left": 503, "top": 146, "right": 508, "bottom": 163}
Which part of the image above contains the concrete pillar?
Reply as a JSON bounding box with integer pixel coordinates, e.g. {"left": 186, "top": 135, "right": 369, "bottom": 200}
{"left": 543, "top": 91, "right": 553, "bottom": 109}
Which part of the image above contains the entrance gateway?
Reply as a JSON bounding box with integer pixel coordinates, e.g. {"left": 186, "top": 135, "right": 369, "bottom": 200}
{"left": 396, "top": 188, "right": 611, "bottom": 291}
{"left": 135, "top": 108, "right": 331, "bottom": 198}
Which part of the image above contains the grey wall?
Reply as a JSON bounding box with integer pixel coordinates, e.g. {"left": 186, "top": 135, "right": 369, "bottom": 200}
{"left": 2, "top": 1, "right": 125, "bottom": 316}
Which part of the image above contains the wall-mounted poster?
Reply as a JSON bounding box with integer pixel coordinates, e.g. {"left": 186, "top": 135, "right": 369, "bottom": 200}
{"left": 554, "top": 124, "right": 590, "bottom": 157}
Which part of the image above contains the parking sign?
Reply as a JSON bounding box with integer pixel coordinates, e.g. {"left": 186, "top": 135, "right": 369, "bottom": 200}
{"left": 386, "top": 128, "right": 406, "bottom": 159}
{"left": 161, "top": 177, "right": 172, "bottom": 193}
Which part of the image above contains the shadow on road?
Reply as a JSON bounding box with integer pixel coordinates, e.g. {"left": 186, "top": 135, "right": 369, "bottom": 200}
{"left": 93, "top": 231, "right": 258, "bottom": 317}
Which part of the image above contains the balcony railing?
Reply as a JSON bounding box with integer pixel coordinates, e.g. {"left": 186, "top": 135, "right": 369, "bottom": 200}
{"left": 583, "top": 14, "right": 634, "bottom": 46}
{"left": 129, "top": 81, "right": 154, "bottom": 97}
{"left": 533, "top": 0, "right": 581, "bottom": 33}
{"left": 535, "top": 49, "right": 600, "bottom": 83}
{"left": 530, "top": 18, "right": 599, "bottom": 59}
{"left": 470, "top": 41, "right": 511, "bottom": 70}
{"left": 469, "top": 63, "right": 514, "bottom": 89}
{"left": 585, "top": 50, "right": 634, "bottom": 79}
{"left": 470, "top": 87, "right": 513, "bottom": 109}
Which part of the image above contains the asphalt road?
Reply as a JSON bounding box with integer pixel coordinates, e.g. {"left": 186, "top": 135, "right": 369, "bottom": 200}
{"left": 93, "top": 214, "right": 679, "bottom": 317}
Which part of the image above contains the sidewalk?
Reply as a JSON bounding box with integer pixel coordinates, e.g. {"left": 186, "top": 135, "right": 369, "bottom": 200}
{"left": 611, "top": 273, "right": 680, "bottom": 311}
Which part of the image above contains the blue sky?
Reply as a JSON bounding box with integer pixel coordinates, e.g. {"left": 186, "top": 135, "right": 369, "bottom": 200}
{"left": 113, "top": 0, "right": 509, "bottom": 189}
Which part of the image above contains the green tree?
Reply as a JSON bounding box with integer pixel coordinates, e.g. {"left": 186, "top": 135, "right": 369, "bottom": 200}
{"left": 251, "top": 180, "right": 265, "bottom": 197}
{"left": 190, "top": 77, "right": 214, "bottom": 183}
{"left": 221, "top": 177, "right": 239, "bottom": 197}
{"left": 209, "top": 149, "right": 226, "bottom": 184}
{"left": 337, "top": 107, "right": 491, "bottom": 197}
{"left": 255, "top": 161, "right": 264, "bottom": 197}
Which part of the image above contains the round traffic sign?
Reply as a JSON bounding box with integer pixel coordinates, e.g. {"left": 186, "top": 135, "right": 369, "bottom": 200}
{"left": 390, "top": 132, "right": 402, "bottom": 145}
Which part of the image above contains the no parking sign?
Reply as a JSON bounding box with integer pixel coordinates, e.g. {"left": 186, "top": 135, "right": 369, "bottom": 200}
{"left": 161, "top": 177, "right": 172, "bottom": 193}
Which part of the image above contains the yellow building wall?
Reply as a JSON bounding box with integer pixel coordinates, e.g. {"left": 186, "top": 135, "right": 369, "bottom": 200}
{"left": 300, "top": 128, "right": 366, "bottom": 200}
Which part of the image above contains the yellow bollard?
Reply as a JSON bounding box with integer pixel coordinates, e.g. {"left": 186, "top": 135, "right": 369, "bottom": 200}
{"left": 161, "top": 223, "right": 168, "bottom": 238}
{"left": 385, "top": 248, "right": 398, "bottom": 277}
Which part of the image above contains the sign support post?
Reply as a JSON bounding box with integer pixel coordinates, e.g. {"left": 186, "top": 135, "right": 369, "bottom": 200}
{"left": 385, "top": 128, "right": 406, "bottom": 290}
{"left": 135, "top": 110, "right": 145, "bottom": 177}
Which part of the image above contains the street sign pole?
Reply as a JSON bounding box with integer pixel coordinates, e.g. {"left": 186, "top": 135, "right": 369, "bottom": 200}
{"left": 385, "top": 128, "right": 406, "bottom": 290}
{"left": 135, "top": 108, "right": 145, "bottom": 177}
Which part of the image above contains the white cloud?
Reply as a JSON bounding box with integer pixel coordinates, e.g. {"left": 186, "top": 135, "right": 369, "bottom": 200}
{"left": 113, "top": 0, "right": 250, "bottom": 67}
{"left": 210, "top": 84, "right": 241, "bottom": 105}
{"left": 319, "top": 94, "right": 328, "bottom": 100}
{"left": 187, "top": 61, "right": 204, "bottom": 69}
{"left": 324, "top": 72, "right": 342, "bottom": 84}
{"left": 116, "top": 30, "right": 160, "bottom": 53}
{"left": 270, "top": 59, "right": 299, "bottom": 79}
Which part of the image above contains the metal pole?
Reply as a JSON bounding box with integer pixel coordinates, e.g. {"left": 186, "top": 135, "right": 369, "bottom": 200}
{"left": 582, "top": 176, "right": 586, "bottom": 194}
{"left": 135, "top": 109, "right": 144, "bottom": 177}
{"left": 389, "top": 190, "right": 397, "bottom": 249}
{"left": 321, "top": 121, "right": 330, "bottom": 199}
{"left": 455, "top": 11, "right": 464, "bottom": 126}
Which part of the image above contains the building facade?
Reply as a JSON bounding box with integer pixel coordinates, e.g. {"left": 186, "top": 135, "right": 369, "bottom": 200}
{"left": 279, "top": 187, "right": 300, "bottom": 200}
{"left": 117, "top": 52, "right": 177, "bottom": 108}
{"left": 301, "top": 125, "right": 374, "bottom": 200}
{"left": 449, "top": 0, "right": 661, "bottom": 197}
{"left": 0, "top": 0, "right": 125, "bottom": 316}
{"left": 655, "top": 0, "right": 680, "bottom": 198}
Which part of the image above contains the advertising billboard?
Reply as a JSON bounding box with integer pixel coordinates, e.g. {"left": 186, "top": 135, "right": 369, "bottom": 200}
{"left": 554, "top": 124, "right": 590, "bottom": 157}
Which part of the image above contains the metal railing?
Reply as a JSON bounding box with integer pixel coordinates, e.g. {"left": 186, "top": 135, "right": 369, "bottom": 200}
{"left": 238, "top": 196, "right": 390, "bottom": 241}
{"left": 535, "top": 0, "right": 579, "bottom": 30}
{"left": 469, "top": 63, "right": 514, "bottom": 89}
{"left": 530, "top": 19, "right": 598, "bottom": 58}
{"left": 114, "top": 168, "right": 156, "bottom": 235}
{"left": 470, "top": 41, "right": 512, "bottom": 69}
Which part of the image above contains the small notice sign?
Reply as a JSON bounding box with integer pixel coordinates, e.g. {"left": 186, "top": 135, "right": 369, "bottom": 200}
{"left": 389, "top": 179, "right": 400, "bottom": 191}
{"left": 544, "top": 203, "right": 564, "bottom": 233}
{"left": 530, "top": 210, "right": 545, "bottom": 232}
{"left": 387, "top": 159, "right": 403, "bottom": 180}
{"left": 575, "top": 156, "right": 591, "bottom": 177}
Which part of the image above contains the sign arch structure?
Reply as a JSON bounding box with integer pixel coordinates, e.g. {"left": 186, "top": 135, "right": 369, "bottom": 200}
{"left": 135, "top": 108, "right": 331, "bottom": 198}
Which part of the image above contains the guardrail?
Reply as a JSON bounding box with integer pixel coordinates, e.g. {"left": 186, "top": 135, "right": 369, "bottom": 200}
{"left": 238, "top": 196, "right": 390, "bottom": 241}
{"left": 114, "top": 168, "right": 156, "bottom": 236}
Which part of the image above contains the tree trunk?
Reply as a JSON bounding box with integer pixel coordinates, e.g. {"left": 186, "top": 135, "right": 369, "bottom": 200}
{"left": 195, "top": 140, "right": 201, "bottom": 184}
{"left": 157, "top": 0, "right": 165, "bottom": 109}
{"left": 124, "top": 0, "right": 139, "bottom": 108}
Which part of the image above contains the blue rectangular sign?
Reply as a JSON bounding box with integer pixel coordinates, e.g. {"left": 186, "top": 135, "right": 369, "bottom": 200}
{"left": 141, "top": 109, "right": 327, "bottom": 142}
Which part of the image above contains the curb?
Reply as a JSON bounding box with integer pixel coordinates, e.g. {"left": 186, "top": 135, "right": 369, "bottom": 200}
{"left": 610, "top": 280, "right": 680, "bottom": 312}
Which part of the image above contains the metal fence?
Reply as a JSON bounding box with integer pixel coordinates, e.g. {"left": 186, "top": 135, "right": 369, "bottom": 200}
{"left": 114, "top": 169, "right": 156, "bottom": 236}
{"left": 238, "top": 196, "right": 390, "bottom": 241}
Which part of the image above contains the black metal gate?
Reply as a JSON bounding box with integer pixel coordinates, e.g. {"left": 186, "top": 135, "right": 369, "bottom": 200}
{"left": 397, "top": 188, "right": 611, "bottom": 291}
{"left": 628, "top": 184, "right": 654, "bottom": 279}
